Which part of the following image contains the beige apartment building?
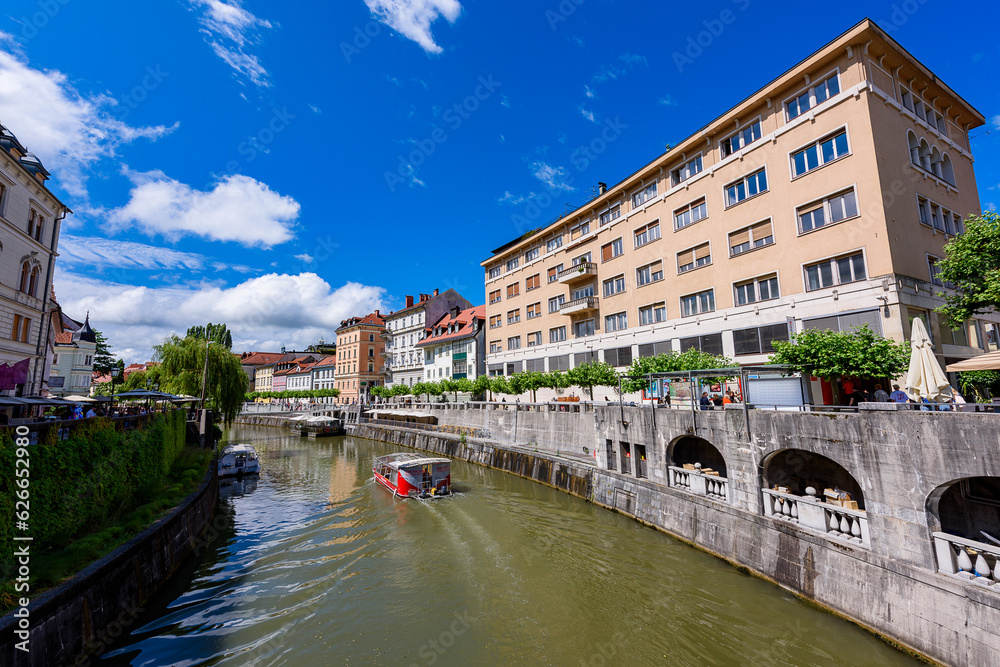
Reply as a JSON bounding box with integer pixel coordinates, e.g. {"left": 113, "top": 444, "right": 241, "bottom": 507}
{"left": 335, "top": 311, "right": 385, "bottom": 404}
{"left": 481, "top": 19, "right": 995, "bottom": 389}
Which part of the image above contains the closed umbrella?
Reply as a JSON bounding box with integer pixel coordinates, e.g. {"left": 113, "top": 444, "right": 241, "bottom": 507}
{"left": 906, "top": 317, "right": 951, "bottom": 401}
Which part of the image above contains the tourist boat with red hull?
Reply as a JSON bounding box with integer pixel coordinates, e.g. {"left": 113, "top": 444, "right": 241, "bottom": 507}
{"left": 373, "top": 453, "right": 451, "bottom": 499}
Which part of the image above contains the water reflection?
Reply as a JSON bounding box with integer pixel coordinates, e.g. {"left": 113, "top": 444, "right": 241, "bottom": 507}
{"left": 100, "top": 426, "right": 920, "bottom": 666}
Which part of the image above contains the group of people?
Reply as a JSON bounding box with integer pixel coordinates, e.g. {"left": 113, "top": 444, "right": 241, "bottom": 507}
{"left": 841, "top": 379, "right": 966, "bottom": 410}
{"left": 699, "top": 390, "right": 741, "bottom": 410}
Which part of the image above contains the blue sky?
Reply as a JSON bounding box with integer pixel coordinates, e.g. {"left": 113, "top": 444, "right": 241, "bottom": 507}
{"left": 1, "top": 0, "right": 997, "bottom": 362}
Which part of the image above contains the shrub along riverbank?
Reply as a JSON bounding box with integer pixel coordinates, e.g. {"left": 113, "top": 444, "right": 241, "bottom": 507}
{"left": 0, "top": 411, "right": 212, "bottom": 614}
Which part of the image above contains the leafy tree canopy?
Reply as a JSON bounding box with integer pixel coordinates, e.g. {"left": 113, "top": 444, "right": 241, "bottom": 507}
{"left": 768, "top": 324, "right": 909, "bottom": 381}
{"left": 936, "top": 212, "right": 1000, "bottom": 328}
{"left": 91, "top": 329, "right": 118, "bottom": 375}
{"left": 154, "top": 334, "right": 247, "bottom": 423}
{"left": 186, "top": 322, "right": 234, "bottom": 350}
{"left": 622, "top": 349, "right": 735, "bottom": 393}
{"left": 957, "top": 370, "right": 1000, "bottom": 403}
{"left": 565, "top": 361, "right": 619, "bottom": 400}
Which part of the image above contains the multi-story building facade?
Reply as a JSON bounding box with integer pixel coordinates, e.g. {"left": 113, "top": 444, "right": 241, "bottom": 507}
{"left": 384, "top": 289, "right": 473, "bottom": 388}
{"left": 1, "top": 122, "right": 71, "bottom": 398}
{"left": 311, "top": 355, "right": 337, "bottom": 404}
{"left": 335, "top": 311, "right": 385, "bottom": 404}
{"left": 50, "top": 314, "right": 97, "bottom": 397}
{"left": 482, "top": 20, "right": 994, "bottom": 390}
{"left": 417, "top": 305, "right": 486, "bottom": 383}
{"left": 286, "top": 362, "right": 315, "bottom": 392}
{"left": 239, "top": 351, "right": 285, "bottom": 393}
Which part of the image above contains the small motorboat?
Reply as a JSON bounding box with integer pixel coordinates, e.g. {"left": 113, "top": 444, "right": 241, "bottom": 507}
{"left": 218, "top": 444, "right": 261, "bottom": 477}
{"left": 373, "top": 453, "right": 451, "bottom": 499}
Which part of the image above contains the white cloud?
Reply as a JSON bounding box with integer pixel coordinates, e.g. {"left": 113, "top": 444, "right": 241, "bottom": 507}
{"left": 54, "top": 269, "right": 387, "bottom": 362}
{"left": 0, "top": 33, "right": 177, "bottom": 198}
{"left": 501, "top": 95, "right": 511, "bottom": 108}
{"left": 586, "top": 52, "right": 648, "bottom": 96}
{"left": 658, "top": 95, "right": 676, "bottom": 106}
{"left": 497, "top": 191, "right": 527, "bottom": 205}
{"left": 294, "top": 253, "right": 315, "bottom": 263}
{"left": 109, "top": 168, "right": 299, "bottom": 247}
{"left": 584, "top": 86, "right": 596, "bottom": 99}
{"left": 58, "top": 235, "right": 208, "bottom": 271}
{"left": 189, "top": 0, "right": 274, "bottom": 88}
{"left": 531, "top": 162, "right": 574, "bottom": 192}
{"left": 308, "top": 104, "right": 322, "bottom": 114}
{"left": 364, "top": 0, "right": 462, "bottom": 54}
{"left": 579, "top": 107, "right": 596, "bottom": 123}
{"left": 992, "top": 114, "right": 1000, "bottom": 130}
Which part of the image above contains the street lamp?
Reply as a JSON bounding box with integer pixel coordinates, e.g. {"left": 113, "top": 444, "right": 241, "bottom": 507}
{"left": 110, "top": 366, "right": 121, "bottom": 415}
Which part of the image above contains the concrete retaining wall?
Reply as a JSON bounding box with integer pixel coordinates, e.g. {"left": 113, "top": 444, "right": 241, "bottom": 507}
{"left": 352, "top": 406, "right": 1000, "bottom": 667}
{"left": 0, "top": 466, "right": 219, "bottom": 667}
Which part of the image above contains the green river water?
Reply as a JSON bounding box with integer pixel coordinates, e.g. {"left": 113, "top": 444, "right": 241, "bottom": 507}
{"left": 101, "top": 426, "right": 921, "bottom": 666}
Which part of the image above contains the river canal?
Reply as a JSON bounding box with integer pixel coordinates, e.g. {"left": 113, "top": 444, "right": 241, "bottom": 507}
{"left": 102, "top": 426, "right": 919, "bottom": 666}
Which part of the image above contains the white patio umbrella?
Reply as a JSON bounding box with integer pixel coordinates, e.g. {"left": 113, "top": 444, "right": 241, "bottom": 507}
{"left": 63, "top": 394, "right": 97, "bottom": 403}
{"left": 905, "top": 317, "right": 952, "bottom": 401}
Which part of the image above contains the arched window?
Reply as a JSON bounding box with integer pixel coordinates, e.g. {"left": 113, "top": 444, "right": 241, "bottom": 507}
{"left": 28, "top": 266, "right": 39, "bottom": 297}
{"left": 918, "top": 139, "right": 932, "bottom": 171}
{"left": 907, "top": 131, "right": 919, "bottom": 166}
{"left": 942, "top": 154, "right": 955, "bottom": 185}
{"left": 19, "top": 261, "right": 30, "bottom": 292}
{"left": 930, "top": 147, "right": 943, "bottom": 178}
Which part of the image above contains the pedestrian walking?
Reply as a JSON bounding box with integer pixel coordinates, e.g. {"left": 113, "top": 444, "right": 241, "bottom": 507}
{"left": 889, "top": 384, "right": 909, "bottom": 403}
{"left": 874, "top": 384, "right": 890, "bottom": 402}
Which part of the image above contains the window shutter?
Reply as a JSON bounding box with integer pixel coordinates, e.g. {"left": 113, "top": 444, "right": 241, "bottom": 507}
{"left": 694, "top": 244, "right": 711, "bottom": 260}
{"left": 751, "top": 219, "right": 773, "bottom": 241}
{"left": 602, "top": 244, "right": 613, "bottom": 262}
{"left": 677, "top": 249, "right": 695, "bottom": 267}
{"left": 729, "top": 228, "right": 751, "bottom": 248}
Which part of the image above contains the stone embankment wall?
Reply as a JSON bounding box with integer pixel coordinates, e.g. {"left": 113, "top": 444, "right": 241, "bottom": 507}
{"left": 353, "top": 405, "right": 1000, "bottom": 667}
{"left": 0, "top": 467, "right": 219, "bottom": 667}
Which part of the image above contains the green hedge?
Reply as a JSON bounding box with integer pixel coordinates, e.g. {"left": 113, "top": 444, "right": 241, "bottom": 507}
{"left": 0, "top": 411, "right": 187, "bottom": 577}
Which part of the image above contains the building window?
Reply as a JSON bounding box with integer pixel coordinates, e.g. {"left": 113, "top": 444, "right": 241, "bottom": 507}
{"left": 791, "top": 129, "right": 849, "bottom": 177}
{"left": 606, "top": 440, "right": 616, "bottom": 470}
{"left": 574, "top": 319, "right": 595, "bottom": 338}
{"left": 804, "top": 252, "right": 866, "bottom": 291}
{"left": 490, "top": 341, "right": 502, "bottom": 354}
{"left": 525, "top": 247, "right": 540, "bottom": 262}
{"left": 369, "top": 333, "right": 375, "bottom": 342}
{"left": 670, "top": 155, "right": 703, "bottom": 186}
{"left": 680, "top": 333, "right": 723, "bottom": 355}
{"left": 548, "top": 295, "right": 565, "bottom": 313}
{"left": 634, "top": 221, "right": 660, "bottom": 248}
{"left": 549, "top": 326, "right": 567, "bottom": 343}
{"left": 729, "top": 219, "right": 774, "bottom": 256}
{"left": 931, "top": 203, "right": 945, "bottom": 233}
{"left": 604, "top": 346, "right": 633, "bottom": 367}
{"left": 680, "top": 290, "right": 715, "bottom": 317}
{"left": 721, "top": 119, "right": 762, "bottom": 157}
{"left": 489, "top": 289, "right": 501, "bottom": 304}
{"left": 636, "top": 261, "right": 663, "bottom": 287}
{"left": 28, "top": 210, "right": 44, "bottom": 242}
{"left": 632, "top": 182, "right": 658, "bottom": 208}
{"left": 571, "top": 284, "right": 594, "bottom": 300}
{"left": 797, "top": 188, "right": 858, "bottom": 233}
{"left": 527, "top": 302, "right": 541, "bottom": 319}
{"left": 573, "top": 252, "right": 592, "bottom": 266}
{"left": 506, "top": 257, "right": 519, "bottom": 271}
{"left": 507, "top": 283, "right": 520, "bottom": 298}
{"left": 547, "top": 264, "right": 563, "bottom": 283}
{"left": 525, "top": 273, "right": 541, "bottom": 291}
{"left": 677, "top": 243, "right": 711, "bottom": 273}
{"left": 605, "top": 312, "right": 627, "bottom": 332}
{"left": 639, "top": 302, "right": 666, "bottom": 325}
{"left": 526, "top": 331, "right": 542, "bottom": 347}
{"left": 488, "top": 266, "right": 501, "bottom": 279}
{"left": 546, "top": 235, "right": 563, "bottom": 252}
{"left": 508, "top": 336, "right": 521, "bottom": 350}
{"left": 674, "top": 198, "right": 707, "bottom": 231}
{"left": 785, "top": 72, "right": 840, "bottom": 120}
{"left": 490, "top": 315, "right": 502, "bottom": 329}
{"left": 603, "top": 274, "right": 626, "bottom": 297}
{"left": 10, "top": 314, "right": 30, "bottom": 343}
{"left": 917, "top": 196, "right": 931, "bottom": 226}
{"left": 507, "top": 309, "right": 521, "bottom": 325}
{"left": 734, "top": 274, "right": 780, "bottom": 306}
{"left": 599, "top": 205, "right": 621, "bottom": 226}
{"left": 570, "top": 221, "right": 591, "bottom": 240}
{"left": 601, "top": 237, "right": 624, "bottom": 262}
{"left": 725, "top": 168, "right": 768, "bottom": 207}
{"left": 928, "top": 255, "right": 944, "bottom": 287}
{"left": 733, "top": 323, "right": 790, "bottom": 355}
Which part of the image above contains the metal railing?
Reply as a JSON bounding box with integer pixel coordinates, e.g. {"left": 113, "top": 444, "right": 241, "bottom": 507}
{"left": 556, "top": 262, "right": 598, "bottom": 281}
{"left": 558, "top": 296, "right": 599, "bottom": 313}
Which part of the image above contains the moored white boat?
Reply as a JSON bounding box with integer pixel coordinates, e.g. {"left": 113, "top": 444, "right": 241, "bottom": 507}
{"left": 218, "top": 443, "right": 261, "bottom": 477}
{"left": 373, "top": 453, "right": 451, "bottom": 499}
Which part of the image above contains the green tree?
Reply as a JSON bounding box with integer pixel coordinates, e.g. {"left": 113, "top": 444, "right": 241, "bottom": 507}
{"left": 186, "top": 322, "right": 234, "bottom": 350}
{"left": 957, "top": 370, "right": 1000, "bottom": 403}
{"left": 389, "top": 384, "right": 411, "bottom": 397}
{"left": 565, "top": 361, "right": 620, "bottom": 400}
{"left": 370, "top": 386, "right": 390, "bottom": 399}
{"left": 622, "top": 349, "right": 735, "bottom": 393}
{"left": 509, "top": 371, "right": 550, "bottom": 402}
{"left": 489, "top": 375, "right": 513, "bottom": 398}
{"left": 91, "top": 329, "right": 118, "bottom": 375}
{"left": 472, "top": 375, "right": 493, "bottom": 401}
{"left": 769, "top": 324, "right": 910, "bottom": 381}
{"left": 154, "top": 334, "right": 247, "bottom": 423}
{"left": 935, "top": 212, "right": 1000, "bottom": 328}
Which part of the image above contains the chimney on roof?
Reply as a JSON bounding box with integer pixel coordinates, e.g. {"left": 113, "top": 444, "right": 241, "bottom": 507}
{"left": 433, "top": 289, "right": 439, "bottom": 296}
{"left": 598, "top": 182, "right": 607, "bottom": 195}
{"left": 405, "top": 295, "right": 414, "bottom": 307}
{"left": 374, "top": 310, "right": 380, "bottom": 318}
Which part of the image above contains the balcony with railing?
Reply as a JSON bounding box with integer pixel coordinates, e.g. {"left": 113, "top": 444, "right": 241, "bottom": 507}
{"left": 559, "top": 296, "right": 599, "bottom": 315}
{"left": 668, "top": 466, "right": 729, "bottom": 501}
{"left": 762, "top": 488, "right": 871, "bottom": 548}
{"left": 557, "top": 262, "right": 598, "bottom": 284}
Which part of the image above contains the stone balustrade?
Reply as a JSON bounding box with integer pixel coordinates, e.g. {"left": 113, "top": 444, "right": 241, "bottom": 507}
{"left": 933, "top": 532, "right": 1000, "bottom": 584}
{"left": 762, "top": 488, "right": 870, "bottom": 549}
{"left": 668, "top": 466, "right": 728, "bottom": 501}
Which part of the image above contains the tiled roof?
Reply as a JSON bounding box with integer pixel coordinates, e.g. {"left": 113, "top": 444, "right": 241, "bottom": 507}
{"left": 311, "top": 355, "right": 337, "bottom": 368}
{"left": 55, "top": 332, "right": 74, "bottom": 345}
{"left": 240, "top": 351, "right": 285, "bottom": 366}
{"left": 416, "top": 305, "right": 485, "bottom": 347}
{"left": 337, "top": 311, "right": 385, "bottom": 331}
